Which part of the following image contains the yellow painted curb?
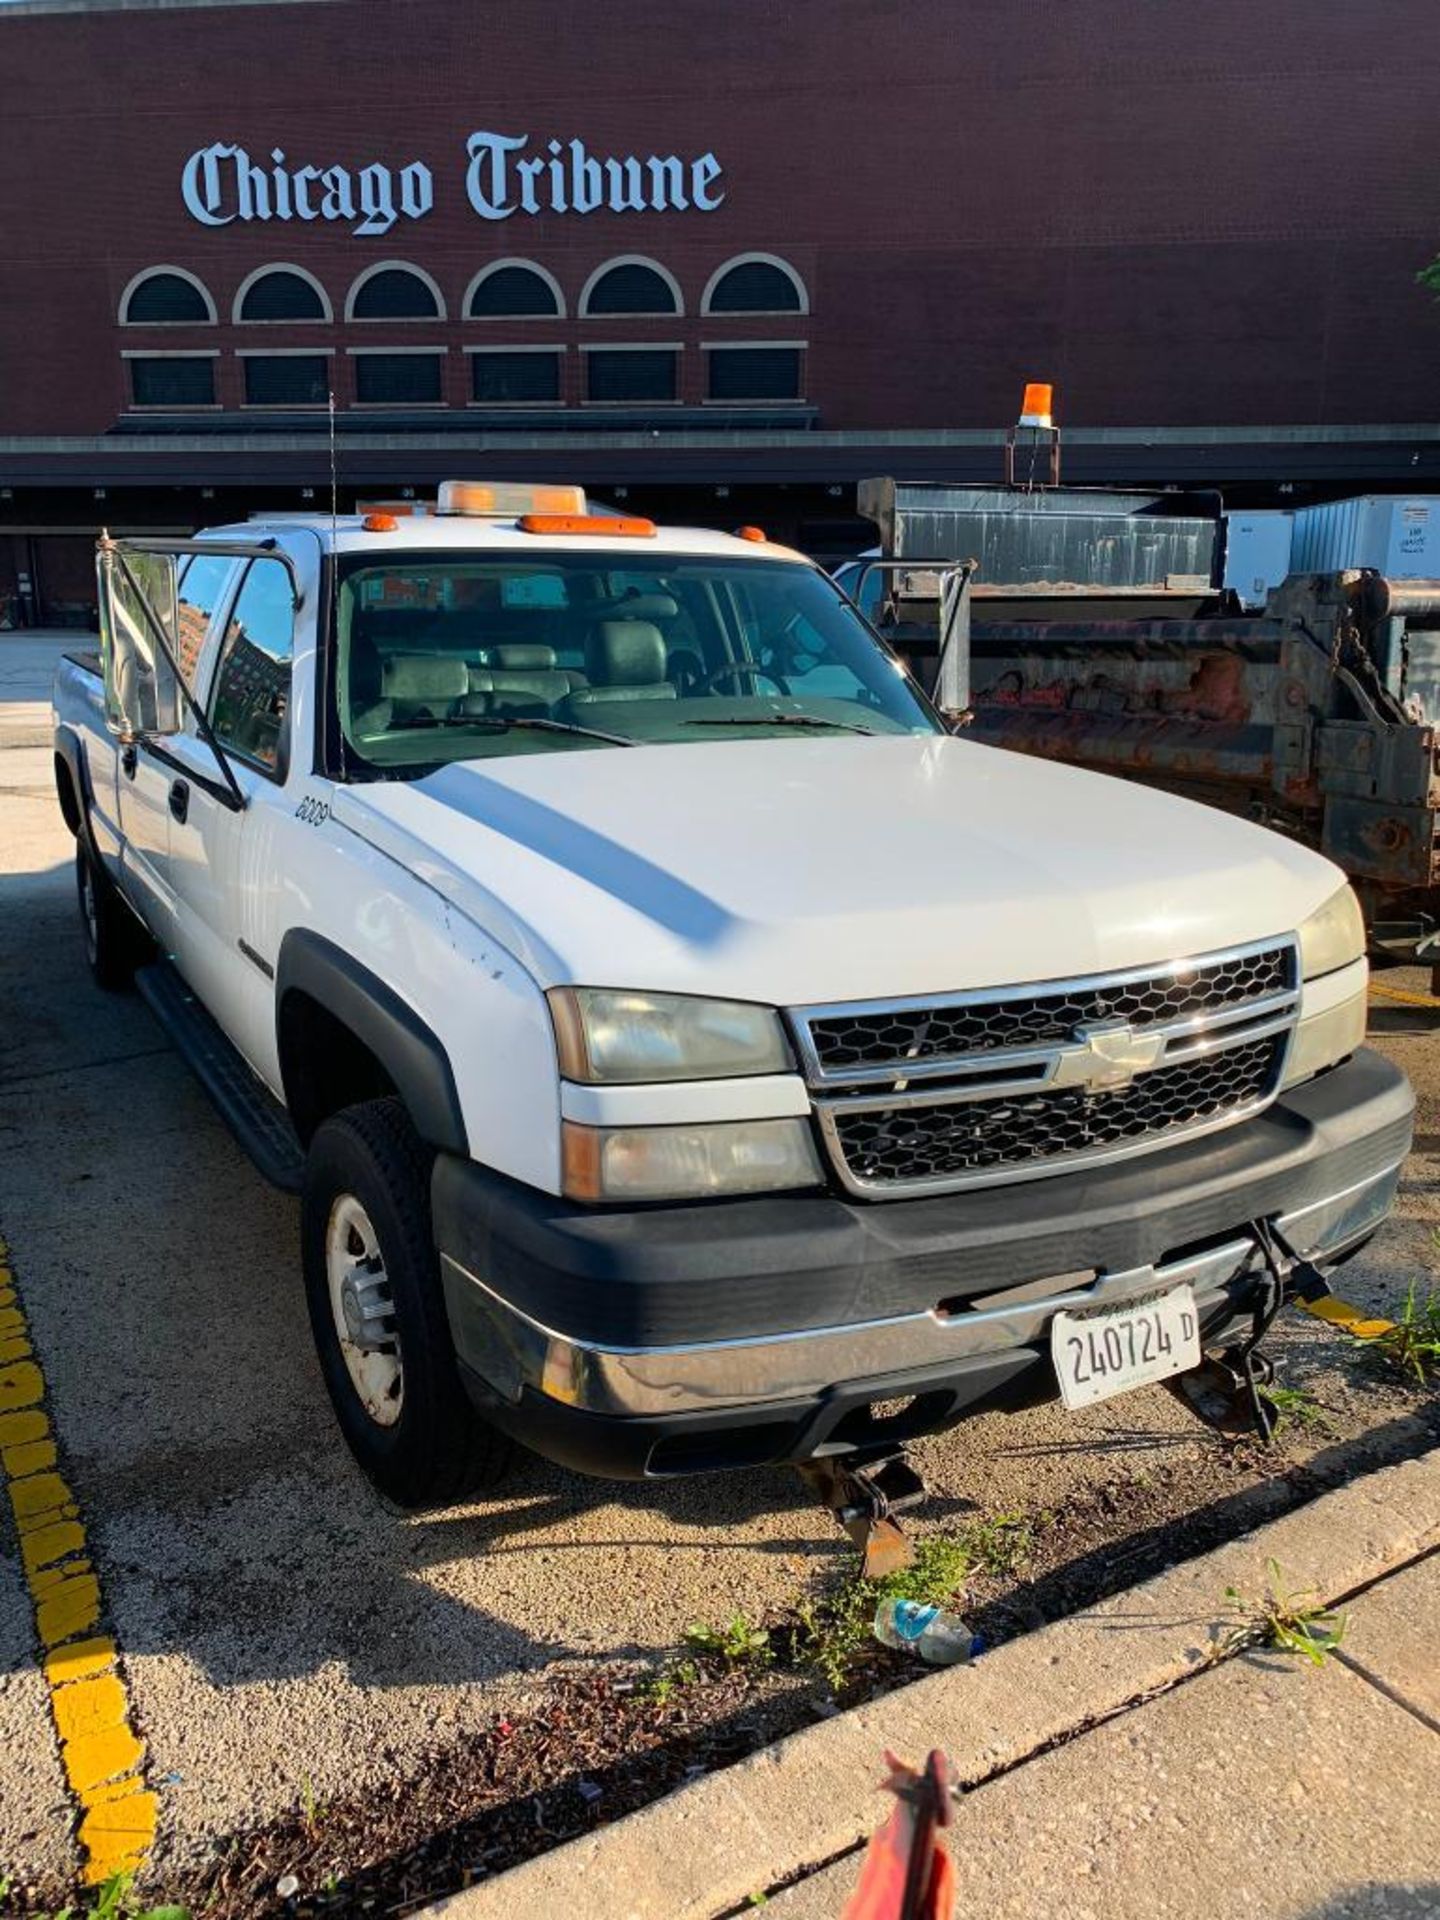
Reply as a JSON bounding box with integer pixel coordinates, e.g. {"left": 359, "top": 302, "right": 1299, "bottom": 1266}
{"left": 1370, "top": 981, "right": 1440, "bottom": 1010}
{"left": 0, "top": 1244, "right": 159, "bottom": 1885}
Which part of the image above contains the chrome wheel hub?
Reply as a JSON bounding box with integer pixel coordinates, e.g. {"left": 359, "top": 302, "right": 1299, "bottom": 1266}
{"left": 326, "top": 1194, "right": 403, "bottom": 1428}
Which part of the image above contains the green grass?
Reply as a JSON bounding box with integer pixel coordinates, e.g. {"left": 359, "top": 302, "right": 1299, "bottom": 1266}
{"left": 682, "top": 1612, "right": 772, "bottom": 1666}
{"left": 793, "top": 1531, "right": 975, "bottom": 1691}
{"left": 641, "top": 1612, "right": 768, "bottom": 1709}
{"left": 297, "top": 1774, "right": 326, "bottom": 1834}
{"left": 642, "top": 1656, "right": 701, "bottom": 1706}
{"left": 654, "top": 1510, "right": 1041, "bottom": 1699}
{"left": 1370, "top": 1277, "right": 1440, "bottom": 1386}
{"left": 1224, "top": 1558, "right": 1347, "bottom": 1667}
{"left": 1258, "top": 1383, "right": 1329, "bottom": 1432}
{"left": 956, "top": 1510, "right": 1040, "bottom": 1577}
{"left": 26, "top": 1871, "right": 188, "bottom": 1920}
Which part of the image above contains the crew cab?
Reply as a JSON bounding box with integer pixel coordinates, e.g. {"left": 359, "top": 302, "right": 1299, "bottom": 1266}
{"left": 51, "top": 483, "right": 1414, "bottom": 1510}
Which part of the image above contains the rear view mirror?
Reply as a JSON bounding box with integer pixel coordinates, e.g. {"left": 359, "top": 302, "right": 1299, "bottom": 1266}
{"left": 96, "top": 544, "right": 181, "bottom": 739}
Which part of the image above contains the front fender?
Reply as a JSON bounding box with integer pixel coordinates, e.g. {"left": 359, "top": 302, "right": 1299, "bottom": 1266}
{"left": 275, "top": 928, "right": 468, "bottom": 1155}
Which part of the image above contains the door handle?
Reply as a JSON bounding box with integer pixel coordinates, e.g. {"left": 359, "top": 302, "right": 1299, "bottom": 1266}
{"left": 168, "top": 778, "right": 190, "bottom": 825}
{"left": 120, "top": 744, "right": 137, "bottom": 779}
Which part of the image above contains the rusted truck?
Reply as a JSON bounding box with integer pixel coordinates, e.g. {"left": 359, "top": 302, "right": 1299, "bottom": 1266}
{"left": 840, "top": 479, "right": 1440, "bottom": 972}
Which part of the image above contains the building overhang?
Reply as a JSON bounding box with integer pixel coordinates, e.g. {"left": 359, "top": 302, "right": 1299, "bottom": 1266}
{"left": 3, "top": 423, "right": 1440, "bottom": 493}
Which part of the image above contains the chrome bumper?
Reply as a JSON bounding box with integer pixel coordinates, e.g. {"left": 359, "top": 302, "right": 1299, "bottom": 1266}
{"left": 441, "top": 1158, "right": 1402, "bottom": 1422}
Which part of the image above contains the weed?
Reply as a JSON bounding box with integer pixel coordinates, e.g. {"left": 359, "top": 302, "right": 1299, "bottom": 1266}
{"left": 1224, "top": 1558, "right": 1347, "bottom": 1667}
{"left": 643, "top": 1657, "right": 700, "bottom": 1706}
{"left": 1258, "top": 1383, "right": 1329, "bottom": 1432}
{"left": 297, "top": 1776, "right": 326, "bottom": 1834}
{"left": 682, "top": 1612, "right": 772, "bottom": 1666}
{"left": 1370, "top": 1277, "right": 1440, "bottom": 1386}
{"left": 955, "top": 1510, "right": 1038, "bottom": 1577}
{"left": 34, "top": 1872, "right": 188, "bottom": 1920}
{"left": 794, "top": 1531, "right": 974, "bottom": 1691}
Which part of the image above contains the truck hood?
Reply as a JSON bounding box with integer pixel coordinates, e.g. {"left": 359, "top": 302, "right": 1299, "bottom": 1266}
{"left": 331, "top": 735, "right": 1341, "bottom": 1004}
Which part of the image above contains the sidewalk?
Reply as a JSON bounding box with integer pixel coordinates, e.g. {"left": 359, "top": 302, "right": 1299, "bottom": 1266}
{"left": 435, "top": 1450, "right": 1440, "bottom": 1920}
{"left": 769, "top": 1551, "right": 1440, "bottom": 1919}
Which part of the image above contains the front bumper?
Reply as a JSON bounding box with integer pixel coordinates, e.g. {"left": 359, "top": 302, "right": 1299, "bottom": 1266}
{"left": 433, "top": 1048, "right": 1413, "bottom": 1479}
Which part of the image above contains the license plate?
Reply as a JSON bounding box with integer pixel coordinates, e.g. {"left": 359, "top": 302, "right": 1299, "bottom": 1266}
{"left": 1051, "top": 1284, "right": 1201, "bottom": 1411}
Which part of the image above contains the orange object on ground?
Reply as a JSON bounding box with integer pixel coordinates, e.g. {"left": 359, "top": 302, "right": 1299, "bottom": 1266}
{"left": 841, "top": 1749, "right": 956, "bottom": 1920}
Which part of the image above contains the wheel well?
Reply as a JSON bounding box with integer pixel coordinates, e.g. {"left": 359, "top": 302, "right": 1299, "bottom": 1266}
{"left": 54, "top": 753, "right": 82, "bottom": 836}
{"left": 278, "top": 989, "right": 400, "bottom": 1146}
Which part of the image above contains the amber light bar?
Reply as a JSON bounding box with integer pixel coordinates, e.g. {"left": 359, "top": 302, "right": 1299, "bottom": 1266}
{"left": 518, "top": 513, "right": 657, "bottom": 538}
{"left": 438, "top": 481, "right": 587, "bottom": 518}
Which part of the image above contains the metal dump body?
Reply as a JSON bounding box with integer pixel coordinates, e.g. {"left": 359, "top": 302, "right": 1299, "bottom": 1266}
{"left": 857, "top": 479, "right": 1218, "bottom": 593}
{"left": 855, "top": 479, "right": 1440, "bottom": 945}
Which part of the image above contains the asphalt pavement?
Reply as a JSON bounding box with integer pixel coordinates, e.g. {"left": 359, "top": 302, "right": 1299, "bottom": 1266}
{"left": 1, "top": 632, "right": 1437, "bottom": 1900}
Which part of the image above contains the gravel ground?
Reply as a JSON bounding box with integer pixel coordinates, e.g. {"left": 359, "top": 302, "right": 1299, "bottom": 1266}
{"left": 0, "top": 634, "right": 1436, "bottom": 1910}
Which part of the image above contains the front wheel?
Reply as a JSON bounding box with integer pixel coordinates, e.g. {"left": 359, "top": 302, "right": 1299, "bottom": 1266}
{"left": 75, "top": 840, "right": 147, "bottom": 990}
{"left": 300, "top": 1097, "right": 513, "bottom": 1507}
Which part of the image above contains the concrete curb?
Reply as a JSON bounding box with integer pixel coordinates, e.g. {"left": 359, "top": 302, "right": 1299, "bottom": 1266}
{"left": 433, "top": 1446, "right": 1440, "bottom": 1920}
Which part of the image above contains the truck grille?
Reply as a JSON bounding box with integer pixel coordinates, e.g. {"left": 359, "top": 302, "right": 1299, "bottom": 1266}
{"left": 830, "top": 1037, "right": 1279, "bottom": 1189}
{"left": 790, "top": 939, "right": 1298, "bottom": 1198}
{"left": 802, "top": 945, "right": 1290, "bottom": 1077}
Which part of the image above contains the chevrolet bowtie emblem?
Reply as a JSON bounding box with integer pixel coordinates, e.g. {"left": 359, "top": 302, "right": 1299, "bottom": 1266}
{"left": 1050, "top": 1020, "right": 1167, "bottom": 1091}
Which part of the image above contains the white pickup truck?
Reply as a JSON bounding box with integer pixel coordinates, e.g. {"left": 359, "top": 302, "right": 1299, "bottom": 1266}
{"left": 51, "top": 482, "right": 1413, "bottom": 1528}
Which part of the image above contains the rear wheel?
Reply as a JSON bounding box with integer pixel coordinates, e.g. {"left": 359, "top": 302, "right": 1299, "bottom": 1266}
{"left": 301, "top": 1097, "right": 513, "bottom": 1507}
{"left": 75, "top": 840, "right": 147, "bottom": 990}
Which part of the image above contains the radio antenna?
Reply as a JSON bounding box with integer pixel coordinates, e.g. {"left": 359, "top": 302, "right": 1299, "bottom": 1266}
{"left": 328, "top": 387, "right": 339, "bottom": 540}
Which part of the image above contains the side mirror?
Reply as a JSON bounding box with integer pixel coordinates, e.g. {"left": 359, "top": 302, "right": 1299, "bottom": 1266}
{"left": 96, "top": 544, "right": 181, "bottom": 740}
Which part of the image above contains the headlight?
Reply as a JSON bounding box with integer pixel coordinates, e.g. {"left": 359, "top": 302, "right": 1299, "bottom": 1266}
{"left": 549, "top": 988, "right": 791, "bottom": 1083}
{"left": 1297, "top": 885, "right": 1366, "bottom": 979}
{"left": 561, "top": 1117, "right": 822, "bottom": 1202}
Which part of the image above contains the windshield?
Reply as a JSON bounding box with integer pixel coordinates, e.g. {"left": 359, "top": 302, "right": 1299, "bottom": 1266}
{"left": 333, "top": 550, "right": 939, "bottom": 773}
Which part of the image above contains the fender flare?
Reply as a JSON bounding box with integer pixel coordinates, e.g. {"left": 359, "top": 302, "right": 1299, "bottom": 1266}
{"left": 53, "top": 724, "right": 99, "bottom": 859}
{"left": 275, "top": 929, "right": 468, "bottom": 1155}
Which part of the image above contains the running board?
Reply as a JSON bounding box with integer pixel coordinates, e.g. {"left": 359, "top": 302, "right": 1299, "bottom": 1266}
{"left": 135, "top": 961, "right": 304, "bottom": 1192}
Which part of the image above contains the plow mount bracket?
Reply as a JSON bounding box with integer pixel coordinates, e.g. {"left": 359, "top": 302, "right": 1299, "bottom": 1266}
{"left": 797, "top": 1448, "right": 928, "bottom": 1578}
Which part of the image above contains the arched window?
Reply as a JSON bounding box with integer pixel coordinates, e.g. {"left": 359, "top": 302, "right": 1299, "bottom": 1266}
{"left": 345, "top": 263, "right": 445, "bottom": 322}
{"left": 579, "top": 257, "right": 681, "bottom": 317}
{"left": 119, "top": 267, "right": 216, "bottom": 326}
{"left": 465, "top": 260, "right": 564, "bottom": 319}
{"left": 235, "top": 266, "right": 331, "bottom": 323}
{"left": 701, "top": 254, "right": 808, "bottom": 315}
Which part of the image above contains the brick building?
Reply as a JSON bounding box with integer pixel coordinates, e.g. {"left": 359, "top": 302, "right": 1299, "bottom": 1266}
{"left": 3, "top": 0, "right": 1440, "bottom": 620}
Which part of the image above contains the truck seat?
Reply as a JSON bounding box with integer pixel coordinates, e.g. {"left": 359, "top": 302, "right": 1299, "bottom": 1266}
{"left": 380, "top": 655, "right": 470, "bottom": 726}
{"left": 465, "top": 643, "right": 586, "bottom": 715}
{"left": 566, "top": 622, "right": 678, "bottom": 707}
{"left": 601, "top": 594, "right": 701, "bottom": 693}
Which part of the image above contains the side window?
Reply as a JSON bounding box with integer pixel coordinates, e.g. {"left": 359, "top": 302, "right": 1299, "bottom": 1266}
{"left": 175, "top": 554, "right": 236, "bottom": 687}
{"left": 209, "top": 559, "right": 295, "bottom": 773}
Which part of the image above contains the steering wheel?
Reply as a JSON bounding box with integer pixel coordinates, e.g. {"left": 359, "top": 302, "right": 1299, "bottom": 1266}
{"left": 696, "top": 660, "right": 791, "bottom": 697}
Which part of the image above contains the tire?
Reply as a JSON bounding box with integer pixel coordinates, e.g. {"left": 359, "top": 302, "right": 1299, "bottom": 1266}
{"left": 75, "top": 839, "right": 148, "bottom": 990}
{"left": 300, "top": 1097, "right": 514, "bottom": 1507}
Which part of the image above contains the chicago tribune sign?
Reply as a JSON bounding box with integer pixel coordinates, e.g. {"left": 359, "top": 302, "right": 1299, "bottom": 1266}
{"left": 181, "top": 132, "right": 725, "bottom": 237}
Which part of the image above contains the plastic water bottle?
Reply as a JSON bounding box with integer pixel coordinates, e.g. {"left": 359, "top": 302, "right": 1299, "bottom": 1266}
{"left": 873, "top": 1597, "right": 980, "bottom": 1665}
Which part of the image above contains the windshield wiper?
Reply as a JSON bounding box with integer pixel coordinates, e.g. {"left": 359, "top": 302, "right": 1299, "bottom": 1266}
{"left": 679, "top": 712, "right": 875, "bottom": 736}
{"left": 391, "top": 714, "right": 638, "bottom": 747}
